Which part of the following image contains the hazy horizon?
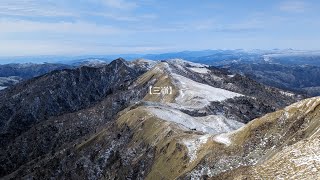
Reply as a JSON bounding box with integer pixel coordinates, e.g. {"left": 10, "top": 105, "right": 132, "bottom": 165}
{"left": 1, "top": 0, "right": 320, "bottom": 56}
{"left": 1, "top": 48, "right": 320, "bottom": 64}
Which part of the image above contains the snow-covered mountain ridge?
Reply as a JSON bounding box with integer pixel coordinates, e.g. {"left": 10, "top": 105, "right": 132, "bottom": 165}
{"left": 0, "top": 58, "right": 316, "bottom": 179}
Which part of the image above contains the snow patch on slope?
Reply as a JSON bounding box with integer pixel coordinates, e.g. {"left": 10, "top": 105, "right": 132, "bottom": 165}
{"left": 146, "top": 106, "right": 244, "bottom": 134}
{"left": 285, "top": 96, "right": 320, "bottom": 111}
{"left": 183, "top": 134, "right": 211, "bottom": 162}
{"left": 195, "top": 115, "right": 244, "bottom": 133}
{"left": 211, "top": 124, "right": 249, "bottom": 146}
{"left": 172, "top": 73, "right": 243, "bottom": 108}
{"left": 188, "top": 67, "right": 210, "bottom": 74}
{"left": 213, "top": 133, "right": 232, "bottom": 146}
{"left": 130, "top": 58, "right": 157, "bottom": 70}
{"left": 148, "top": 107, "right": 213, "bottom": 133}
{"left": 79, "top": 59, "right": 108, "bottom": 67}
{"left": 168, "top": 59, "right": 208, "bottom": 68}
{"left": 280, "top": 90, "right": 295, "bottom": 97}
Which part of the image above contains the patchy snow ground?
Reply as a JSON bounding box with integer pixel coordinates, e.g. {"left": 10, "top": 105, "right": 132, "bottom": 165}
{"left": 130, "top": 58, "right": 157, "bottom": 70}
{"left": 211, "top": 123, "right": 249, "bottom": 146}
{"left": 213, "top": 133, "right": 232, "bottom": 146}
{"left": 182, "top": 118, "right": 243, "bottom": 161}
{"left": 285, "top": 96, "right": 320, "bottom": 112}
{"left": 167, "top": 59, "right": 208, "bottom": 68}
{"left": 280, "top": 90, "right": 295, "bottom": 97}
{"left": 183, "top": 134, "right": 211, "bottom": 162}
{"left": 79, "top": 59, "right": 108, "bottom": 67}
{"left": 188, "top": 67, "right": 210, "bottom": 74}
{"left": 148, "top": 106, "right": 213, "bottom": 133}
{"left": 254, "top": 133, "right": 320, "bottom": 179}
{"left": 195, "top": 115, "right": 244, "bottom": 133}
{"left": 139, "top": 59, "right": 247, "bottom": 163}
{"left": 172, "top": 73, "right": 243, "bottom": 108}
{"left": 146, "top": 106, "right": 244, "bottom": 135}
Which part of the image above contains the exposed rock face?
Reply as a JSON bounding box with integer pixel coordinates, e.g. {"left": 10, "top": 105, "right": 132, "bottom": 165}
{"left": 0, "top": 58, "right": 144, "bottom": 146}
{"left": 0, "top": 58, "right": 316, "bottom": 179}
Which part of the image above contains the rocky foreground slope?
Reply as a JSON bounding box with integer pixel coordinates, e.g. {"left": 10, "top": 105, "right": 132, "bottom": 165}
{"left": 1, "top": 58, "right": 317, "bottom": 179}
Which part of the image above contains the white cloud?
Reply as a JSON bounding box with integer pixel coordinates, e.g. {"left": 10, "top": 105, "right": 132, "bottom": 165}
{"left": 0, "top": 0, "right": 151, "bottom": 22}
{"left": 0, "top": 0, "right": 75, "bottom": 17}
{"left": 279, "top": 1, "right": 307, "bottom": 13}
{"left": 0, "top": 40, "right": 171, "bottom": 56}
{"left": 103, "top": 0, "right": 138, "bottom": 10}
{"left": 0, "top": 19, "right": 122, "bottom": 35}
{"left": 139, "top": 18, "right": 263, "bottom": 33}
{"left": 92, "top": 12, "right": 157, "bottom": 21}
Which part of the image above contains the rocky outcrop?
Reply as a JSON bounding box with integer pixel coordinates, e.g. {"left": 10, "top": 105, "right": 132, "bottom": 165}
{"left": 0, "top": 58, "right": 144, "bottom": 146}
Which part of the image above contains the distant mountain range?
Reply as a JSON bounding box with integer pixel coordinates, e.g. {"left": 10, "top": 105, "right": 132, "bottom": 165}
{"left": 2, "top": 49, "right": 320, "bottom": 97}
{"left": 224, "top": 63, "right": 320, "bottom": 96}
{"left": 0, "top": 54, "right": 141, "bottom": 64}
{"left": 1, "top": 49, "right": 320, "bottom": 66}
{"left": 143, "top": 49, "right": 320, "bottom": 66}
{"left": 0, "top": 63, "right": 73, "bottom": 90}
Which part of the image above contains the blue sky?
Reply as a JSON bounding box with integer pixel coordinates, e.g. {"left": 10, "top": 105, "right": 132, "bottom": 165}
{"left": 0, "top": 0, "right": 319, "bottom": 56}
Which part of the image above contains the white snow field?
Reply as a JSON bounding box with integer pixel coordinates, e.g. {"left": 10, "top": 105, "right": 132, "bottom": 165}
{"left": 188, "top": 67, "right": 210, "bottom": 74}
{"left": 146, "top": 106, "right": 244, "bottom": 135}
{"left": 172, "top": 73, "right": 243, "bottom": 108}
